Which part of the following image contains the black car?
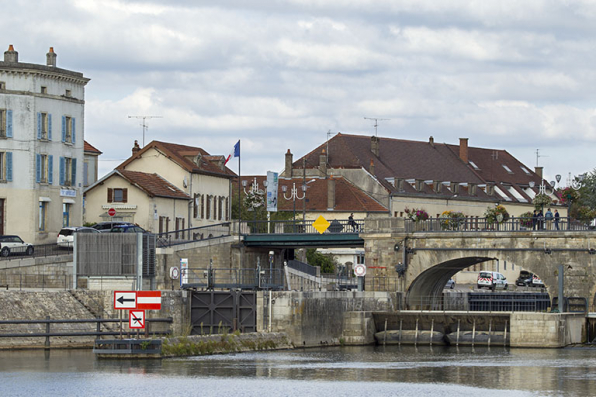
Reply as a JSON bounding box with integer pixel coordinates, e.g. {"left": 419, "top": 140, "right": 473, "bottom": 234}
{"left": 91, "top": 221, "right": 134, "bottom": 232}
{"left": 516, "top": 271, "right": 532, "bottom": 286}
{"left": 110, "top": 225, "right": 147, "bottom": 233}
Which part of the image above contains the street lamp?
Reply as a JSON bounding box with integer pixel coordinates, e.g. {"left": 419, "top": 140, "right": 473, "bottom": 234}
{"left": 242, "top": 178, "right": 265, "bottom": 232}
{"left": 282, "top": 182, "right": 306, "bottom": 232}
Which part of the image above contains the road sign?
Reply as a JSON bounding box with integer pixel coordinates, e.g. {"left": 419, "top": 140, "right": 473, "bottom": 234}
{"left": 354, "top": 264, "right": 367, "bottom": 277}
{"left": 129, "top": 310, "right": 145, "bottom": 329}
{"left": 137, "top": 291, "right": 162, "bottom": 310}
{"left": 170, "top": 266, "right": 179, "bottom": 280}
{"left": 108, "top": 208, "right": 116, "bottom": 217}
{"left": 114, "top": 291, "right": 136, "bottom": 309}
{"left": 180, "top": 258, "right": 188, "bottom": 287}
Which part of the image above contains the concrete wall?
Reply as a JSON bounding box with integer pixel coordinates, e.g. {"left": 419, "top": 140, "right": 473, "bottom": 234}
{"left": 264, "top": 291, "right": 398, "bottom": 347}
{"left": 510, "top": 312, "right": 585, "bottom": 347}
{"left": 0, "top": 255, "right": 73, "bottom": 288}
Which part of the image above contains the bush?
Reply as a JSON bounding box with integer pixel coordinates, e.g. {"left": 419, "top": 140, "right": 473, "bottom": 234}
{"left": 485, "top": 205, "right": 510, "bottom": 224}
{"left": 519, "top": 211, "right": 534, "bottom": 228}
{"left": 439, "top": 210, "right": 466, "bottom": 230}
{"left": 404, "top": 207, "right": 429, "bottom": 222}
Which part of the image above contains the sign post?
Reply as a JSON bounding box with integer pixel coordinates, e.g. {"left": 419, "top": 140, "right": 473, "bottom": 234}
{"left": 108, "top": 208, "right": 116, "bottom": 217}
{"left": 354, "top": 264, "right": 367, "bottom": 292}
{"left": 180, "top": 258, "right": 188, "bottom": 288}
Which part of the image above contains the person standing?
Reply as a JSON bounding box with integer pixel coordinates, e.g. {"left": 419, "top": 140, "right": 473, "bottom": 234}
{"left": 348, "top": 213, "right": 358, "bottom": 232}
{"left": 532, "top": 210, "right": 538, "bottom": 230}
{"left": 545, "top": 208, "right": 554, "bottom": 230}
{"left": 538, "top": 209, "right": 544, "bottom": 230}
{"left": 554, "top": 209, "right": 560, "bottom": 230}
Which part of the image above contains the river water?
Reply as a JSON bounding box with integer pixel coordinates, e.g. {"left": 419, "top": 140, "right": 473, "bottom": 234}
{"left": 1, "top": 345, "right": 595, "bottom": 396}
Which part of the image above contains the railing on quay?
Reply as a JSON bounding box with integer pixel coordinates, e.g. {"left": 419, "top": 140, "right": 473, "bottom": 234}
{"left": 0, "top": 274, "right": 73, "bottom": 290}
{"left": 406, "top": 216, "right": 593, "bottom": 233}
{"left": 242, "top": 219, "right": 364, "bottom": 235}
{"left": 181, "top": 267, "right": 285, "bottom": 290}
{"left": 286, "top": 260, "right": 319, "bottom": 277}
{"left": 407, "top": 292, "right": 553, "bottom": 312}
{"left": 0, "top": 242, "right": 74, "bottom": 261}
{"left": 157, "top": 222, "right": 231, "bottom": 248}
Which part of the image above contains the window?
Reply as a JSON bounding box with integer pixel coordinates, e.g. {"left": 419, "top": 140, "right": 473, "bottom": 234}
{"left": 356, "top": 254, "right": 365, "bottom": 265}
{"left": 63, "top": 203, "right": 71, "bottom": 227}
{"left": 469, "top": 161, "right": 480, "bottom": 170}
{"left": 175, "top": 217, "right": 185, "bottom": 239}
{"left": 41, "top": 86, "right": 47, "bottom": 94}
{"left": 520, "top": 166, "right": 531, "bottom": 175}
{"left": 0, "top": 109, "right": 12, "bottom": 138}
{"left": 36, "top": 154, "right": 53, "bottom": 184}
{"left": 0, "top": 151, "right": 13, "bottom": 182}
{"left": 65, "top": 89, "right": 71, "bottom": 97}
{"left": 59, "top": 156, "right": 76, "bottom": 186}
{"left": 0, "top": 82, "right": 5, "bottom": 90}
{"left": 40, "top": 154, "right": 48, "bottom": 183}
{"left": 206, "top": 195, "right": 211, "bottom": 219}
{"left": 159, "top": 216, "right": 169, "bottom": 235}
{"left": 193, "top": 194, "right": 198, "bottom": 218}
{"left": 37, "top": 112, "right": 52, "bottom": 140}
{"left": 502, "top": 164, "right": 514, "bottom": 174}
{"left": 41, "top": 112, "right": 48, "bottom": 139}
{"left": 39, "top": 202, "right": 48, "bottom": 231}
{"left": 62, "top": 115, "right": 75, "bottom": 144}
{"left": 107, "top": 188, "right": 128, "bottom": 203}
{"left": 200, "top": 195, "right": 205, "bottom": 218}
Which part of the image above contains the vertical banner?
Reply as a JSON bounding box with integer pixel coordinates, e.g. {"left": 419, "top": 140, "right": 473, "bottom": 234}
{"left": 266, "top": 171, "right": 278, "bottom": 212}
{"left": 180, "top": 258, "right": 188, "bottom": 287}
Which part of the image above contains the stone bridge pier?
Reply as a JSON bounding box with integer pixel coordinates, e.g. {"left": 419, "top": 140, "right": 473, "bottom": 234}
{"left": 363, "top": 218, "right": 596, "bottom": 311}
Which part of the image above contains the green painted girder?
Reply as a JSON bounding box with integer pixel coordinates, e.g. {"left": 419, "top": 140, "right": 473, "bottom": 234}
{"left": 243, "top": 233, "right": 364, "bottom": 248}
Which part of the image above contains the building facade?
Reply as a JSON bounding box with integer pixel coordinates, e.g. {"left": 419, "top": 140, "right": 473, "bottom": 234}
{"left": 0, "top": 45, "right": 89, "bottom": 243}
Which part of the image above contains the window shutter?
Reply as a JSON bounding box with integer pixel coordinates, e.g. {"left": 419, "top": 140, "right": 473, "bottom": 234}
{"left": 6, "top": 110, "right": 12, "bottom": 138}
{"left": 37, "top": 113, "right": 42, "bottom": 139}
{"left": 72, "top": 118, "right": 76, "bottom": 143}
{"left": 48, "top": 155, "right": 53, "bottom": 185}
{"left": 36, "top": 154, "right": 41, "bottom": 183}
{"left": 107, "top": 188, "right": 113, "bottom": 203}
{"left": 71, "top": 158, "right": 77, "bottom": 186}
{"left": 122, "top": 188, "right": 128, "bottom": 203}
{"left": 48, "top": 114, "right": 52, "bottom": 141}
{"left": 193, "top": 194, "right": 198, "bottom": 218}
{"left": 6, "top": 152, "right": 12, "bottom": 182}
{"left": 59, "top": 157, "right": 65, "bottom": 185}
{"left": 61, "top": 116, "right": 66, "bottom": 142}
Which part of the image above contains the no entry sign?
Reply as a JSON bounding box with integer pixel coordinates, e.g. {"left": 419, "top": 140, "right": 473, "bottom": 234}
{"left": 354, "top": 264, "right": 367, "bottom": 277}
{"left": 108, "top": 208, "right": 116, "bottom": 217}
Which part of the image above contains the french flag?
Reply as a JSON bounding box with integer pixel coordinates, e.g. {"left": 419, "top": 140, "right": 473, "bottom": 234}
{"left": 225, "top": 140, "right": 240, "bottom": 165}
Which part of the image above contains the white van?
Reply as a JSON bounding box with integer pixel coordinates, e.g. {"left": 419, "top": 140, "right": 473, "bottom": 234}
{"left": 477, "top": 271, "right": 509, "bottom": 290}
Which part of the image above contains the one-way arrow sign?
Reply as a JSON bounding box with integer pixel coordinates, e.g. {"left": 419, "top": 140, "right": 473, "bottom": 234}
{"left": 113, "top": 291, "right": 137, "bottom": 309}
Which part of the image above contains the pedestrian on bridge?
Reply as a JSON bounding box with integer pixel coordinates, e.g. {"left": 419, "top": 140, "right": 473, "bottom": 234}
{"left": 554, "top": 209, "right": 560, "bottom": 230}
{"left": 348, "top": 213, "right": 359, "bottom": 232}
{"left": 532, "top": 210, "right": 538, "bottom": 230}
{"left": 545, "top": 208, "right": 554, "bottom": 230}
{"left": 538, "top": 209, "right": 544, "bottom": 230}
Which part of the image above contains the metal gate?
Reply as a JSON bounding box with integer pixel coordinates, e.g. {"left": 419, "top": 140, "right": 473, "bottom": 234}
{"left": 190, "top": 291, "right": 256, "bottom": 334}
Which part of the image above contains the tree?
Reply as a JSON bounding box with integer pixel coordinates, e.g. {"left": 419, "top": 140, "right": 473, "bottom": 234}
{"left": 306, "top": 248, "right": 336, "bottom": 274}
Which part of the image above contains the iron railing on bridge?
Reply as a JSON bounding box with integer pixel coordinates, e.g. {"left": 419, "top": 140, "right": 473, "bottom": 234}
{"left": 407, "top": 292, "right": 552, "bottom": 312}
{"left": 241, "top": 219, "right": 363, "bottom": 235}
{"left": 181, "top": 267, "right": 284, "bottom": 290}
{"left": 157, "top": 222, "right": 231, "bottom": 247}
{"left": 406, "top": 216, "right": 592, "bottom": 233}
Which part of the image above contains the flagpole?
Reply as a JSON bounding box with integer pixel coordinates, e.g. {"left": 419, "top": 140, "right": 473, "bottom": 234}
{"left": 238, "top": 140, "right": 241, "bottom": 243}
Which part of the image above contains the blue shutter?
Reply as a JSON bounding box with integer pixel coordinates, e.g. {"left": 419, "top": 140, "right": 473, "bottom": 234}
{"left": 6, "top": 110, "right": 12, "bottom": 138}
{"left": 6, "top": 152, "right": 12, "bottom": 181}
{"left": 59, "top": 157, "right": 65, "bottom": 185}
{"left": 48, "top": 114, "right": 52, "bottom": 141}
{"left": 72, "top": 158, "right": 77, "bottom": 186}
{"left": 48, "top": 155, "right": 53, "bottom": 185}
{"left": 61, "top": 116, "right": 66, "bottom": 142}
{"left": 72, "top": 118, "right": 76, "bottom": 143}
{"left": 37, "top": 113, "right": 42, "bottom": 139}
{"left": 36, "top": 154, "right": 41, "bottom": 183}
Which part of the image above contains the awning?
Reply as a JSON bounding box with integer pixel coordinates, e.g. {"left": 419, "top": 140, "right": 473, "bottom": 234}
{"left": 62, "top": 198, "right": 76, "bottom": 204}
{"left": 39, "top": 197, "right": 51, "bottom": 202}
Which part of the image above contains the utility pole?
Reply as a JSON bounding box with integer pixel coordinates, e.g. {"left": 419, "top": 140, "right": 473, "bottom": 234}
{"left": 364, "top": 117, "right": 390, "bottom": 136}
{"left": 128, "top": 115, "right": 163, "bottom": 147}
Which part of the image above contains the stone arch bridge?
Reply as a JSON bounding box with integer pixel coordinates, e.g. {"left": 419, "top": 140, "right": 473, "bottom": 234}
{"left": 363, "top": 218, "right": 596, "bottom": 310}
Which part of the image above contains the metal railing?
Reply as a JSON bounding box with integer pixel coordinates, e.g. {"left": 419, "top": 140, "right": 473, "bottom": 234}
{"left": 0, "top": 274, "right": 73, "bottom": 290}
{"left": 242, "top": 219, "right": 364, "bottom": 235}
{"left": 0, "top": 242, "right": 73, "bottom": 261}
{"left": 157, "top": 223, "right": 231, "bottom": 247}
{"left": 286, "top": 260, "right": 319, "bottom": 277}
{"left": 406, "top": 216, "right": 592, "bottom": 233}
{"left": 181, "top": 267, "right": 284, "bottom": 290}
{"left": 407, "top": 292, "right": 552, "bottom": 312}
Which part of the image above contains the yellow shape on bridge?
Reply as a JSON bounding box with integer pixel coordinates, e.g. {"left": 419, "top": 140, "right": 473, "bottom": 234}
{"left": 313, "top": 215, "right": 331, "bottom": 234}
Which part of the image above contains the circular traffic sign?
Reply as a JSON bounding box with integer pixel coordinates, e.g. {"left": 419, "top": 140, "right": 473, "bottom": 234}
{"left": 354, "top": 264, "right": 367, "bottom": 277}
{"left": 108, "top": 208, "right": 116, "bottom": 217}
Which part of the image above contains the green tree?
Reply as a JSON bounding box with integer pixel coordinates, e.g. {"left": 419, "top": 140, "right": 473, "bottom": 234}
{"left": 306, "top": 248, "right": 336, "bottom": 274}
{"left": 576, "top": 170, "right": 596, "bottom": 210}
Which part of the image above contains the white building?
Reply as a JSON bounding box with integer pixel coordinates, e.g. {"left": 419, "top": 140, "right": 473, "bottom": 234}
{"left": 0, "top": 45, "right": 90, "bottom": 243}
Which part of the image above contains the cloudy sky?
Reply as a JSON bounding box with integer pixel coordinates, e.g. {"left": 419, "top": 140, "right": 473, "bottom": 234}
{"left": 5, "top": 0, "right": 596, "bottom": 186}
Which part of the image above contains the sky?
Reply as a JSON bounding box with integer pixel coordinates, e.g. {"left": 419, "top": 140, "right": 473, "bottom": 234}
{"left": 4, "top": 0, "right": 596, "bottom": 187}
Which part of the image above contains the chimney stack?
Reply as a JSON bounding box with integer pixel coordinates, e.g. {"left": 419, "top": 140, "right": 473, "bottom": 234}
{"left": 4, "top": 44, "right": 18, "bottom": 63}
{"left": 327, "top": 178, "right": 335, "bottom": 210}
{"left": 285, "top": 149, "right": 293, "bottom": 178}
{"left": 371, "top": 136, "right": 380, "bottom": 157}
{"left": 534, "top": 166, "right": 543, "bottom": 179}
{"left": 319, "top": 149, "right": 327, "bottom": 176}
{"left": 429, "top": 136, "right": 434, "bottom": 147}
{"left": 370, "top": 159, "right": 375, "bottom": 175}
{"left": 46, "top": 47, "right": 57, "bottom": 67}
{"left": 459, "top": 138, "right": 469, "bottom": 163}
{"left": 132, "top": 140, "right": 141, "bottom": 155}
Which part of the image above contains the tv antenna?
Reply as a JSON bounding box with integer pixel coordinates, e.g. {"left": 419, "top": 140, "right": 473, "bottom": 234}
{"left": 128, "top": 115, "right": 163, "bottom": 147}
{"left": 535, "top": 149, "right": 548, "bottom": 167}
{"left": 364, "top": 117, "right": 390, "bottom": 136}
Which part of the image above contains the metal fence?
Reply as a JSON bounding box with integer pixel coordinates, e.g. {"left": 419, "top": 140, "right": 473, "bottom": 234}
{"left": 286, "top": 260, "right": 319, "bottom": 277}
{"left": 242, "top": 219, "right": 364, "bottom": 235}
{"left": 156, "top": 223, "right": 231, "bottom": 247}
{"left": 407, "top": 292, "right": 552, "bottom": 312}
{"left": 406, "top": 216, "right": 593, "bottom": 233}
{"left": 0, "top": 274, "right": 73, "bottom": 290}
{"left": 0, "top": 242, "right": 72, "bottom": 261}
{"left": 182, "top": 267, "right": 285, "bottom": 290}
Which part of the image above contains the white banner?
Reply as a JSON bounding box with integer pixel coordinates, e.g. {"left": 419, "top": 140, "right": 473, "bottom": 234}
{"left": 266, "top": 171, "right": 278, "bottom": 212}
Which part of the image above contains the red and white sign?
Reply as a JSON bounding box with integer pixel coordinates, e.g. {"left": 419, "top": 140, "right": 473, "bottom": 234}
{"left": 354, "top": 264, "right": 367, "bottom": 277}
{"left": 137, "top": 291, "right": 162, "bottom": 310}
{"left": 113, "top": 291, "right": 162, "bottom": 310}
{"left": 129, "top": 310, "right": 145, "bottom": 329}
{"left": 108, "top": 208, "right": 116, "bottom": 217}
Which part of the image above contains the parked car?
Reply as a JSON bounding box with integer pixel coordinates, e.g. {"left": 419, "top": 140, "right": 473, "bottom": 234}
{"left": 91, "top": 221, "right": 134, "bottom": 232}
{"left": 445, "top": 279, "right": 455, "bottom": 289}
{"left": 110, "top": 225, "right": 146, "bottom": 233}
{"left": 0, "top": 235, "right": 34, "bottom": 257}
{"left": 477, "top": 271, "right": 508, "bottom": 290}
{"left": 57, "top": 227, "right": 100, "bottom": 248}
{"left": 516, "top": 270, "right": 533, "bottom": 286}
{"left": 527, "top": 274, "right": 544, "bottom": 287}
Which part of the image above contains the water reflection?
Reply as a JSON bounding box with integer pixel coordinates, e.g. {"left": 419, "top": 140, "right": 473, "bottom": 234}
{"left": 1, "top": 346, "right": 596, "bottom": 396}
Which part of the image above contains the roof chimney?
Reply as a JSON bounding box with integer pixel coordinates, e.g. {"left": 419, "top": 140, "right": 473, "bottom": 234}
{"left": 429, "top": 136, "right": 434, "bottom": 147}
{"left": 285, "top": 149, "right": 293, "bottom": 178}
{"left": 4, "top": 44, "right": 18, "bottom": 63}
{"left": 534, "top": 166, "right": 543, "bottom": 179}
{"left": 459, "top": 138, "right": 469, "bottom": 163}
{"left": 319, "top": 149, "right": 327, "bottom": 176}
{"left": 46, "top": 47, "right": 56, "bottom": 67}
{"left": 371, "top": 136, "right": 380, "bottom": 157}
{"left": 327, "top": 178, "right": 335, "bottom": 210}
{"left": 132, "top": 140, "right": 141, "bottom": 155}
{"left": 370, "top": 159, "right": 375, "bottom": 175}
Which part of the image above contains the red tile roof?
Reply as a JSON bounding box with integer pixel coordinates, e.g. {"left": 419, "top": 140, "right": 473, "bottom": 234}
{"left": 85, "top": 170, "right": 189, "bottom": 199}
{"left": 84, "top": 141, "right": 102, "bottom": 154}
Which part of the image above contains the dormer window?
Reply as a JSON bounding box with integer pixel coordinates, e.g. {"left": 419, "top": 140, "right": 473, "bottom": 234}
{"left": 469, "top": 161, "right": 480, "bottom": 170}
{"left": 520, "top": 166, "right": 531, "bottom": 175}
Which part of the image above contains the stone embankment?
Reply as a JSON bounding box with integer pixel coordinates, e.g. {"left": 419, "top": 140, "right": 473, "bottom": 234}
{"left": 162, "top": 332, "right": 292, "bottom": 357}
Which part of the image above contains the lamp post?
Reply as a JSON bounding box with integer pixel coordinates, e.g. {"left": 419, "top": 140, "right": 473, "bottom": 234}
{"left": 282, "top": 182, "right": 306, "bottom": 233}
{"left": 242, "top": 177, "right": 265, "bottom": 233}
